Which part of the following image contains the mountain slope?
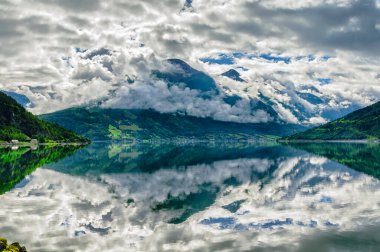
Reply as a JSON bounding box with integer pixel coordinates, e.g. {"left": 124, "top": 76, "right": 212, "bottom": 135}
{"left": 158, "top": 59, "right": 365, "bottom": 124}
{"left": 283, "top": 101, "right": 380, "bottom": 140}
{"left": 221, "top": 69, "right": 246, "bottom": 82}
{"left": 1, "top": 90, "right": 33, "bottom": 108}
{"left": 0, "top": 91, "right": 88, "bottom": 143}
{"left": 153, "top": 59, "right": 219, "bottom": 96}
{"left": 40, "top": 107, "right": 306, "bottom": 141}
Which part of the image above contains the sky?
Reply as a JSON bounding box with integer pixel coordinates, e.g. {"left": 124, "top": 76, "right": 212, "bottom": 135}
{"left": 0, "top": 0, "right": 379, "bottom": 124}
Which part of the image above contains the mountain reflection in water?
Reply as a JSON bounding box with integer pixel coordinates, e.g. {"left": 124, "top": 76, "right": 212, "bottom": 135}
{"left": 0, "top": 145, "right": 83, "bottom": 195}
{"left": 0, "top": 142, "right": 379, "bottom": 251}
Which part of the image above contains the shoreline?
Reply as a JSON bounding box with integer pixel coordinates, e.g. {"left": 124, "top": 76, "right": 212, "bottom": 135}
{"left": 278, "top": 139, "right": 380, "bottom": 144}
{"left": 3, "top": 138, "right": 379, "bottom": 147}
{"left": 0, "top": 142, "right": 90, "bottom": 148}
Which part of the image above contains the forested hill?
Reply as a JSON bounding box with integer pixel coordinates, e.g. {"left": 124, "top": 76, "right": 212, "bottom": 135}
{"left": 0, "top": 91, "right": 88, "bottom": 143}
{"left": 40, "top": 107, "right": 306, "bottom": 141}
{"left": 283, "top": 101, "right": 380, "bottom": 141}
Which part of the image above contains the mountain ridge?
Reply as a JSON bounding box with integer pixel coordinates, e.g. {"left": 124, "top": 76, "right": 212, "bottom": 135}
{"left": 0, "top": 91, "right": 88, "bottom": 143}
{"left": 40, "top": 107, "right": 307, "bottom": 141}
{"left": 282, "top": 101, "right": 380, "bottom": 141}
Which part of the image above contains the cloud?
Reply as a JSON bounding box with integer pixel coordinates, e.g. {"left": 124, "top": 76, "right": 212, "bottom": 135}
{"left": 240, "top": 0, "right": 380, "bottom": 56}
{"left": 45, "top": 0, "right": 102, "bottom": 12}
{"left": 102, "top": 75, "right": 273, "bottom": 123}
{"left": 0, "top": 0, "right": 379, "bottom": 124}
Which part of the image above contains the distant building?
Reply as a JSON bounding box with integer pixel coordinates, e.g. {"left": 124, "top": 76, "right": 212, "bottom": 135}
{"left": 30, "top": 139, "right": 39, "bottom": 146}
{"left": 11, "top": 140, "right": 19, "bottom": 145}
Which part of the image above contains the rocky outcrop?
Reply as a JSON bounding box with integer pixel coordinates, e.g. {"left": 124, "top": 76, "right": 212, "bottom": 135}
{"left": 0, "top": 237, "right": 27, "bottom": 252}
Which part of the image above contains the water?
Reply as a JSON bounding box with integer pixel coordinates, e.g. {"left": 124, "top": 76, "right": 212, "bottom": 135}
{"left": 0, "top": 142, "right": 379, "bottom": 251}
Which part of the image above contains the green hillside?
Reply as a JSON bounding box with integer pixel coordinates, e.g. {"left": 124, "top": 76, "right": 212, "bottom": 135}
{"left": 0, "top": 92, "right": 88, "bottom": 143}
{"left": 40, "top": 107, "right": 306, "bottom": 141}
{"left": 283, "top": 101, "right": 380, "bottom": 141}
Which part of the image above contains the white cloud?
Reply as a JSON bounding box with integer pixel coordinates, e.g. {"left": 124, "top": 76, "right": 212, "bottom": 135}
{"left": 0, "top": 0, "right": 379, "bottom": 124}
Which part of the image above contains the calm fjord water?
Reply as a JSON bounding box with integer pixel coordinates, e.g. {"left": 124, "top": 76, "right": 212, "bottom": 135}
{"left": 0, "top": 142, "right": 379, "bottom": 251}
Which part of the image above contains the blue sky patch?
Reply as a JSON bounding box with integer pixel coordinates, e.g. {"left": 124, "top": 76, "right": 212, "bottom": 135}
{"left": 317, "top": 78, "right": 333, "bottom": 85}
{"left": 259, "top": 53, "right": 291, "bottom": 64}
{"left": 320, "top": 55, "right": 332, "bottom": 61}
{"left": 75, "top": 47, "right": 87, "bottom": 53}
{"left": 200, "top": 53, "right": 235, "bottom": 65}
{"left": 232, "top": 52, "right": 246, "bottom": 59}
{"left": 200, "top": 217, "right": 236, "bottom": 229}
{"left": 200, "top": 52, "right": 331, "bottom": 65}
{"left": 249, "top": 218, "right": 293, "bottom": 229}
{"left": 295, "top": 55, "right": 316, "bottom": 61}
{"left": 320, "top": 196, "right": 334, "bottom": 203}
{"left": 201, "top": 217, "right": 295, "bottom": 231}
{"left": 296, "top": 220, "right": 318, "bottom": 228}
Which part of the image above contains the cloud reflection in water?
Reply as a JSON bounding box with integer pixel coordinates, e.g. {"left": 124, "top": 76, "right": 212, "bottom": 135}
{"left": 0, "top": 143, "right": 379, "bottom": 251}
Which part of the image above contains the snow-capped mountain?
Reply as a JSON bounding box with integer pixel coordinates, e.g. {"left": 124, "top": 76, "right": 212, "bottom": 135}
{"left": 150, "top": 58, "right": 371, "bottom": 125}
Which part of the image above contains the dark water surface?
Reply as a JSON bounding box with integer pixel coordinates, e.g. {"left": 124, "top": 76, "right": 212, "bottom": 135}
{"left": 0, "top": 142, "right": 379, "bottom": 251}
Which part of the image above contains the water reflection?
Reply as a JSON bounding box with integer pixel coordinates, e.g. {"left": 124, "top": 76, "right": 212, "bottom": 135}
{"left": 287, "top": 142, "right": 380, "bottom": 179}
{"left": 0, "top": 145, "right": 83, "bottom": 195}
{"left": 0, "top": 142, "right": 379, "bottom": 251}
{"left": 48, "top": 142, "right": 288, "bottom": 175}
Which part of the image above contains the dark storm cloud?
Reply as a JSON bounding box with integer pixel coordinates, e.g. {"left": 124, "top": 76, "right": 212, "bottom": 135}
{"left": 0, "top": 18, "right": 24, "bottom": 39}
{"left": 189, "top": 23, "right": 236, "bottom": 44}
{"left": 37, "top": 0, "right": 101, "bottom": 12}
{"left": 239, "top": 0, "right": 380, "bottom": 56}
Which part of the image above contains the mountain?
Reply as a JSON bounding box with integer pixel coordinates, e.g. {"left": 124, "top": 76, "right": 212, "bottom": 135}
{"left": 282, "top": 101, "right": 380, "bottom": 140}
{"left": 153, "top": 59, "right": 219, "bottom": 96}
{"left": 181, "top": 0, "right": 194, "bottom": 13}
{"left": 197, "top": 53, "right": 371, "bottom": 124}
{"left": 221, "top": 69, "right": 246, "bottom": 82}
{"left": 0, "top": 91, "right": 88, "bottom": 143}
{"left": 157, "top": 59, "right": 369, "bottom": 125}
{"left": 152, "top": 59, "right": 286, "bottom": 123}
{"left": 40, "top": 107, "right": 306, "bottom": 141}
{"left": 1, "top": 90, "right": 33, "bottom": 108}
